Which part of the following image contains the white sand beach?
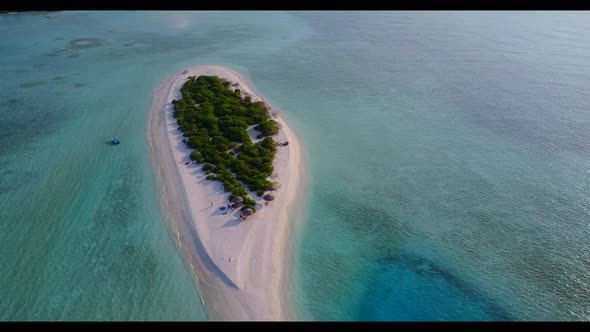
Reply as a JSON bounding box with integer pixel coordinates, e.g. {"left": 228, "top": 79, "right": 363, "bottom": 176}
{"left": 147, "top": 65, "right": 305, "bottom": 320}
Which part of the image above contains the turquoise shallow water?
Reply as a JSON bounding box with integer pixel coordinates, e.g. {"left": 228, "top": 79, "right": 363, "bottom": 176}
{"left": 1, "top": 11, "right": 590, "bottom": 321}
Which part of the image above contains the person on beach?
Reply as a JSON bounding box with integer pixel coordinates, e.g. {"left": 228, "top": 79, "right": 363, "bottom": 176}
{"left": 211, "top": 201, "right": 213, "bottom": 207}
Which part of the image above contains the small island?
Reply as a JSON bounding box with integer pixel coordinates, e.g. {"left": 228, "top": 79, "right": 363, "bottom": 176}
{"left": 172, "top": 75, "right": 280, "bottom": 214}
{"left": 149, "top": 65, "right": 304, "bottom": 320}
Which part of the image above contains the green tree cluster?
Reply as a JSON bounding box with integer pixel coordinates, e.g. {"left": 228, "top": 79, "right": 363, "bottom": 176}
{"left": 172, "top": 75, "right": 279, "bottom": 212}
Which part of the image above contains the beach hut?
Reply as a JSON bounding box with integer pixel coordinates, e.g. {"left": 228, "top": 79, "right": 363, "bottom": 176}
{"left": 263, "top": 194, "right": 275, "bottom": 202}
{"left": 267, "top": 183, "right": 280, "bottom": 191}
{"left": 232, "top": 196, "right": 244, "bottom": 206}
{"left": 241, "top": 208, "right": 254, "bottom": 217}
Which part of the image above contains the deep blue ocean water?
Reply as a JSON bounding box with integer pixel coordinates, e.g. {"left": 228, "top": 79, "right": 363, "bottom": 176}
{"left": 1, "top": 11, "right": 589, "bottom": 320}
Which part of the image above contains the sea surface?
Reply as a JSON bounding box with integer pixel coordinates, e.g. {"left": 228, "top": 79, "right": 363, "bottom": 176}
{"left": 1, "top": 11, "right": 589, "bottom": 321}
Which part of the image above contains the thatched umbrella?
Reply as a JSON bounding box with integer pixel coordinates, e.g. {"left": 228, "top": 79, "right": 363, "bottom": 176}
{"left": 232, "top": 197, "right": 244, "bottom": 205}
{"left": 241, "top": 208, "right": 254, "bottom": 217}
{"left": 263, "top": 194, "right": 275, "bottom": 202}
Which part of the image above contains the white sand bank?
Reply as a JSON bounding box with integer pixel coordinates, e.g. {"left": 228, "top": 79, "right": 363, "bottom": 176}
{"left": 148, "top": 65, "right": 305, "bottom": 320}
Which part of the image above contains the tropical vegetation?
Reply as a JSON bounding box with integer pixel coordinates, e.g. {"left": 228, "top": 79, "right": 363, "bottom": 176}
{"left": 172, "top": 75, "right": 279, "bottom": 211}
